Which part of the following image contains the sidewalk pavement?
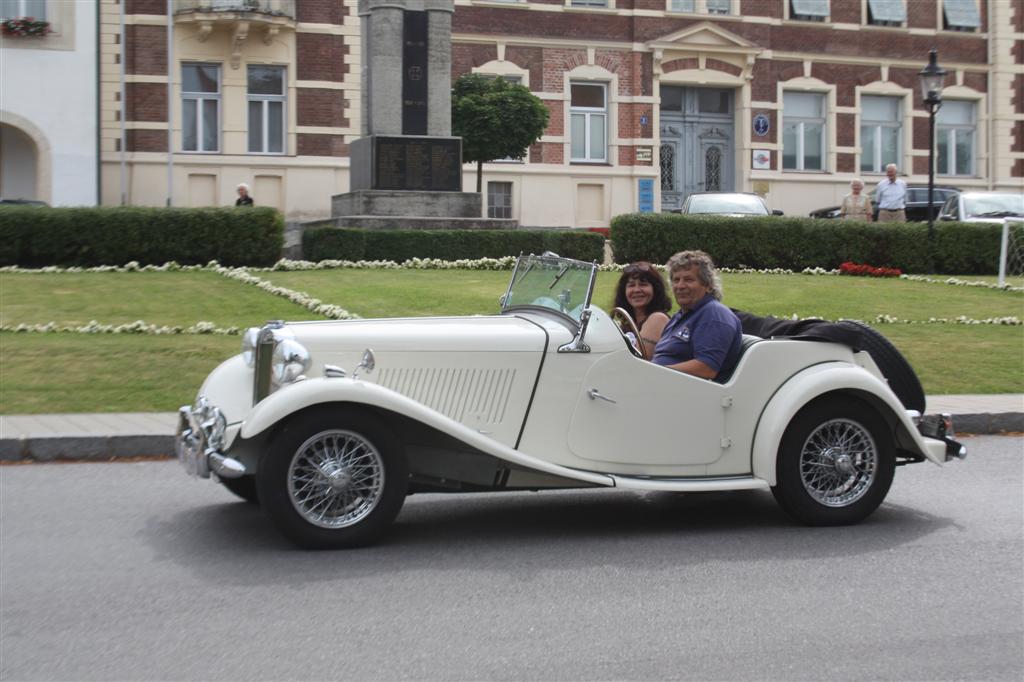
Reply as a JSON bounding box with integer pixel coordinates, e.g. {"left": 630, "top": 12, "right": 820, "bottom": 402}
{"left": 1, "top": 394, "right": 1022, "bottom": 462}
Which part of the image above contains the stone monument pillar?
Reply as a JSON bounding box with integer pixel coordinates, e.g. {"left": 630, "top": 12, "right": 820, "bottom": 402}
{"left": 321, "top": 0, "right": 513, "bottom": 229}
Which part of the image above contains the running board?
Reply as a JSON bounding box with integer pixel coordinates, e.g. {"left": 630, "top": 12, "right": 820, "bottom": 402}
{"left": 611, "top": 475, "right": 770, "bottom": 492}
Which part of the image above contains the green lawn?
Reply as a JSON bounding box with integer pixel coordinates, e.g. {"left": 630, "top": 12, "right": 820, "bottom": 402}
{"left": 0, "top": 268, "right": 1021, "bottom": 413}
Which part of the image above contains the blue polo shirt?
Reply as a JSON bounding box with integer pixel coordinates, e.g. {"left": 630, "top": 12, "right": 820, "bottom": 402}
{"left": 652, "top": 295, "right": 742, "bottom": 376}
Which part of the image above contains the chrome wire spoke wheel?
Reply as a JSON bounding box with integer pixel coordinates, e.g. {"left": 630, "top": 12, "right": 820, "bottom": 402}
{"left": 287, "top": 429, "right": 385, "bottom": 529}
{"left": 798, "top": 418, "right": 877, "bottom": 507}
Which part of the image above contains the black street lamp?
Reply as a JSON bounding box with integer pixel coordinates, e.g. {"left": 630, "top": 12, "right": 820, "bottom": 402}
{"left": 919, "top": 48, "right": 946, "bottom": 273}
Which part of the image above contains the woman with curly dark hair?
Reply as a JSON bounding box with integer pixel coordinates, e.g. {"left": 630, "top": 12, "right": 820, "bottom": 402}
{"left": 611, "top": 262, "right": 672, "bottom": 359}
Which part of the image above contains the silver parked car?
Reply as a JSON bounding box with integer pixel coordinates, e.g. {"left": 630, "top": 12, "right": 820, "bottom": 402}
{"left": 938, "top": 191, "right": 1024, "bottom": 224}
{"left": 678, "top": 191, "right": 784, "bottom": 217}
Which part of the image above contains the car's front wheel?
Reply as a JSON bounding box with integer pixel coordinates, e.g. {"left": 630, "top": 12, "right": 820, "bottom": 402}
{"left": 257, "top": 406, "right": 408, "bottom": 549}
{"left": 772, "top": 397, "right": 895, "bottom": 526}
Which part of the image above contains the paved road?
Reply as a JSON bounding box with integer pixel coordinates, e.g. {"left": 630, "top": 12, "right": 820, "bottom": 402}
{"left": 1, "top": 437, "right": 1021, "bottom": 681}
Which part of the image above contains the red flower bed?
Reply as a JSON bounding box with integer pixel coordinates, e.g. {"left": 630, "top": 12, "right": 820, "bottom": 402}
{"left": 839, "top": 262, "right": 903, "bottom": 278}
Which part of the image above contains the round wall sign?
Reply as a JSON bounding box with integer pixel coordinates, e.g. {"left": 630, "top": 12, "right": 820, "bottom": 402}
{"left": 753, "top": 113, "right": 770, "bottom": 137}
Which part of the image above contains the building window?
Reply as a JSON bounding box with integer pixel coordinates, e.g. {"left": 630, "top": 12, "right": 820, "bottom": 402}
{"left": 570, "top": 82, "right": 607, "bottom": 163}
{"left": 782, "top": 92, "right": 826, "bottom": 171}
{"left": 790, "top": 0, "right": 828, "bottom": 21}
{"left": 936, "top": 100, "right": 975, "bottom": 176}
{"left": 182, "top": 63, "right": 220, "bottom": 153}
{"left": 570, "top": 0, "right": 607, "bottom": 7}
{"left": 860, "top": 95, "right": 901, "bottom": 173}
{"left": 247, "top": 65, "right": 285, "bottom": 154}
{"left": 487, "top": 181, "right": 513, "bottom": 219}
{"left": 0, "top": 0, "right": 45, "bottom": 20}
{"left": 867, "top": 0, "right": 905, "bottom": 26}
{"left": 668, "top": 0, "right": 731, "bottom": 13}
{"left": 942, "top": 0, "right": 980, "bottom": 31}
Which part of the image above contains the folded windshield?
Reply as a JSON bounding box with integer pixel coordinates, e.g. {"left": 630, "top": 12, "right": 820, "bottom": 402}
{"left": 501, "top": 254, "right": 597, "bottom": 324}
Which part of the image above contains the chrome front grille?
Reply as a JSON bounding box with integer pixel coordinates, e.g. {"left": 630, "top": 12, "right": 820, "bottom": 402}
{"left": 377, "top": 367, "right": 517, "bottom": 424}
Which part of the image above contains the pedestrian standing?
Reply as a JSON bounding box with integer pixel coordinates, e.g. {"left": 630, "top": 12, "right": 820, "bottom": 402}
{"left": 840, "top": 179, "right": 873, "bottom": 221}
{"left": 874, "top": 164, "right": 906, "bottom": 223}
{"left": 236, "top": 183, "right": 254, "bottom": 206}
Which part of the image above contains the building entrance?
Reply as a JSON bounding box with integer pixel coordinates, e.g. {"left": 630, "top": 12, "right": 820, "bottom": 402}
{"left": 659, "top": 87, "right": 734, "bottom": 212}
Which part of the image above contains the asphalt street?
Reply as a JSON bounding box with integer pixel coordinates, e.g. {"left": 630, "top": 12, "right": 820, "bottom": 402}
{"left": 1, "top": 436, "right": 1021, "bottom": 681}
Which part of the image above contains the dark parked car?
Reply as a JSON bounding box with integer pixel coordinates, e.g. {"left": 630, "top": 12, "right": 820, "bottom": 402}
{"left": 678, "top": 191, "right": 784, "bottom": 217}
{"left": 937, "top": 191, "right": 1024, "bottom": 224}
{"left": 809, "top": 185, "right": 959, "bottom": 221}
{"left": 0, "top": 198, "right": 48, "bottom": 207}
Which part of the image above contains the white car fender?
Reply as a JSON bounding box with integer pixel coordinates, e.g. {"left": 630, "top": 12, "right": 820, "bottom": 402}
{"left": 751, "top": 362, "right": 944, "bottom": 486}
{"left": 240, "top": 377, "right": 616, "bottom": 487}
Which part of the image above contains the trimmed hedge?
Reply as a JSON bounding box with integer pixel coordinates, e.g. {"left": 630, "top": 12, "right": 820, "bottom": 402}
{"left": 0, "top": 206, "right": 284, "bottom": 267}
{"left": 609, "top": 213, "right": 1012, "bottom": 274}
{"left": 303, "top": 227, "right": 606, "bottom": 263}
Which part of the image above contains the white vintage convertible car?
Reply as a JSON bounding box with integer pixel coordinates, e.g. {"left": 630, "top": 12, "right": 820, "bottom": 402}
{"left": 176, "top": 253, "right": 965, "bottom": 548}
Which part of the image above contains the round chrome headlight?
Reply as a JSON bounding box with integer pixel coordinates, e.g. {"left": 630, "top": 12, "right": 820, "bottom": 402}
{"left": 241, "top": 327, "right": 260, "bottom": 367}
{"left": 272, "top": 339, "right": 311, "bottom": 385}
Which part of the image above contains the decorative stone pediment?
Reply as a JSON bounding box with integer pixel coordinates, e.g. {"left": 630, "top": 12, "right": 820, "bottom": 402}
{"left": 647, "top": 21, "right": 762, "bottom": 79}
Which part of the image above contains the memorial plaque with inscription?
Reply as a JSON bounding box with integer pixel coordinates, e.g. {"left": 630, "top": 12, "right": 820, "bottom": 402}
{"left": 374, "top": 136, "right": 461, "bottom": 192}
{"left": 402, "top": 10, "right": 428, "bottom": 136}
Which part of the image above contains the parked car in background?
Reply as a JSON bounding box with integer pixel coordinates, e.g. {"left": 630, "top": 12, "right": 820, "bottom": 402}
{"left": 678, "top": 192, "right": 784, "bottom": 217}
{"left": 937, "top": 191, "right": 1024, "bottom": 224}
{"left": 176, "top": 253, "right": 964, "bottom": 549}
{"left": 0, "top": 198, "right": 48, "bottom": 207}
{"left": 808, "top": 185, "right": 959, "bottom": 222}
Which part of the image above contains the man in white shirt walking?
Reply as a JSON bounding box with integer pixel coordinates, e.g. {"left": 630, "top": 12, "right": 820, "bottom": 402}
{"left": 875, "top": 163, "right": 907, "bottom": 223}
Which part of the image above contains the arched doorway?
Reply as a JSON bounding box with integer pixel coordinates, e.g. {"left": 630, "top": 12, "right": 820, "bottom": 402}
{"left": 1, "top": 123, "right": 40, "bottom": 201}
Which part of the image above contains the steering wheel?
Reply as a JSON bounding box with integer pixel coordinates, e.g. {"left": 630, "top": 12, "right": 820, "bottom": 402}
{"left": 610, "top": 307, "right": 644, "bottom": 358}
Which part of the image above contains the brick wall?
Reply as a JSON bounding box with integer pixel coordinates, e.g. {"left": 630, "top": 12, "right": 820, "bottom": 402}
{"left": 810, "top": 63, "right": 882, "bottom": 107}
{"left": 451, "top": 43, "right": 498, "bottom": 78}
{"left": 126, "top": 83, "right": 167, "bottom": 122}
{"left": 741, "top": 0, "right": 782, "bottom": 18}
{"left": 126, "top": 129, "right": 167, "bottom": 152}
{"left": 125, "top": 25, "right": 167, "bottom": 75}
{"left": 835, "top": 113, "right": 856, "bottom": 147}
{"left": 296, "top": 33, "right": 348, "bottom": 82}
{"left": 125, "top": 0, "right": 165, "bottom": 15}
{"left": 296, "top": 0, "right": 348, "bottom": 24}
{"left": 297, "top": 133, "right": 349, "bottom": 156}
{"left": 505, "top": 45, "right": 545, "bottom": 89}
{"left": 296, "top": 88, "right": 348, "bottom": 128}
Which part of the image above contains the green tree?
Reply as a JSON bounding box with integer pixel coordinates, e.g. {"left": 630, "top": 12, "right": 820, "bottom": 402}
{"left": 451, "top": 73, "right": 550, "bottom": 194}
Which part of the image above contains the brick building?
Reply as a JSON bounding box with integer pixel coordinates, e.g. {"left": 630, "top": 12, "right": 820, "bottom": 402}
{"left": 98, "top": 0, "right": 1022, "bottom": 225}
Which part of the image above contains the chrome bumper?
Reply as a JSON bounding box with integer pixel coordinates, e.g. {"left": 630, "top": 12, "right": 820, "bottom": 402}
{"left": 175, "top": 398, "right": 247, "bottom": 479}
{"left": 914, "top": 411, "right": 967, "bottom": 462}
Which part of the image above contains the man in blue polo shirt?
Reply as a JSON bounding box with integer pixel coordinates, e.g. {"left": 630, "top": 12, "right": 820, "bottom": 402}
{"left": 652, "top": 250, "right": 742, "bottom": 380}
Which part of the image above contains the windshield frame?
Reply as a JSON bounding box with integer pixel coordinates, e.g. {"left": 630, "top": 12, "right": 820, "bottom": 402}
{"left": 501, "top": 254, "right": 598, "bottom": 326}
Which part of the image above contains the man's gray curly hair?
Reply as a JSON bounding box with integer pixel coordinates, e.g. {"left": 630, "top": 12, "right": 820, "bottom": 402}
{"left": 665, "top": 250, "right": 723, "bottom": 300}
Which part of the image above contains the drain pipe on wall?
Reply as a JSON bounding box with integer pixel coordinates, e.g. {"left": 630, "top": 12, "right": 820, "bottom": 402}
{"left": 119, "top": 0, "right": 127, "bottom": 205}
{"left": 166, "top": 0, "right": 174, "bottom": 206}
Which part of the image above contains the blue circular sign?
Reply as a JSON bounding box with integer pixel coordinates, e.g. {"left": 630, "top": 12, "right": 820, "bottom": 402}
{"left": 753, "top": 113, "right": 770, "bottom": 137}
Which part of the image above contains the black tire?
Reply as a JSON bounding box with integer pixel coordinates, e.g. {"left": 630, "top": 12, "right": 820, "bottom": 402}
{"left": 772, "top": 396, "right": 895, "bottom": 526}
{"left": 257, "top": 406, "right": 408, "bottom": 549}
{"left": 219, "top": 475, "right": 259, "bottom": 504}
{"left": 837, "top": 320, "right": 925, "bottom": 412}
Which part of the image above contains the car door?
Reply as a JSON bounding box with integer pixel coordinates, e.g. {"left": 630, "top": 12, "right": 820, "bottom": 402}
{"left": 566, "top": 351, "right": 726, "bottom": 468}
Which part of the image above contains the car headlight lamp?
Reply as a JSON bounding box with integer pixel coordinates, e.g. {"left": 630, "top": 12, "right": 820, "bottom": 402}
{"left": 271, "top": 338, "right": 311, "bottom": 385}
{"left": 241, "top": 327, "right": 260, "bottom": 367}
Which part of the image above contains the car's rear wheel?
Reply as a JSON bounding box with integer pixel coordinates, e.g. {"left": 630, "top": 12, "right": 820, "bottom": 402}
{"left": 772, "top": 397, "right": 895, "bottom": 526}
{"left": 257, "top": 406, "right": 407, "bottom": 549}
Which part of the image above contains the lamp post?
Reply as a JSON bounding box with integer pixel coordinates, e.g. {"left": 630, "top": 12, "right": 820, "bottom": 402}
{"left": 919, "top": 48, "right": 946, "bottom": 273}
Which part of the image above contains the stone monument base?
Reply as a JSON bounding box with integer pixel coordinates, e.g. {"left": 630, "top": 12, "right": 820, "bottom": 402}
{"left": 332, "top": 189, "right": 483, "bottom": 218}
{"left": 305, "top": 214, "right": 518, "bottom": 231}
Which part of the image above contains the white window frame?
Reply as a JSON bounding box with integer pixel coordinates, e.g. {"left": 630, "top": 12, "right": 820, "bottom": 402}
{"left": 487, "top": 181, "right": 514, "bottom": 219}
{"left": 866, "top": 0, "right": 905, "bottom": 26}
{"left": 568, "top": 0, "right": 610, "bottom": 7}
{"left": 782, "top": 91, "right": 827, "bottom": 172}
{"left": 936, "top": 100, "right": 976, "bottom": 177}
{"left": 247, "top": 65, "right": 287, "bottom": 155}
{"left": 860, "top": 95, "right": 902, "bottom": 174}
{"left": 182, "top": 63, "right": 221, "bottom": 154}
{"left": 788, "top": 0, "right": 829, "bottom": 22}
{"left": 667, "top": 0, "right": 733, "bottom": 13}
{"left": 570, "top": 82, "right": 608, "bottom": 164}
{"left": 0, "top": 0, "right": 46, "bottom": 20}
